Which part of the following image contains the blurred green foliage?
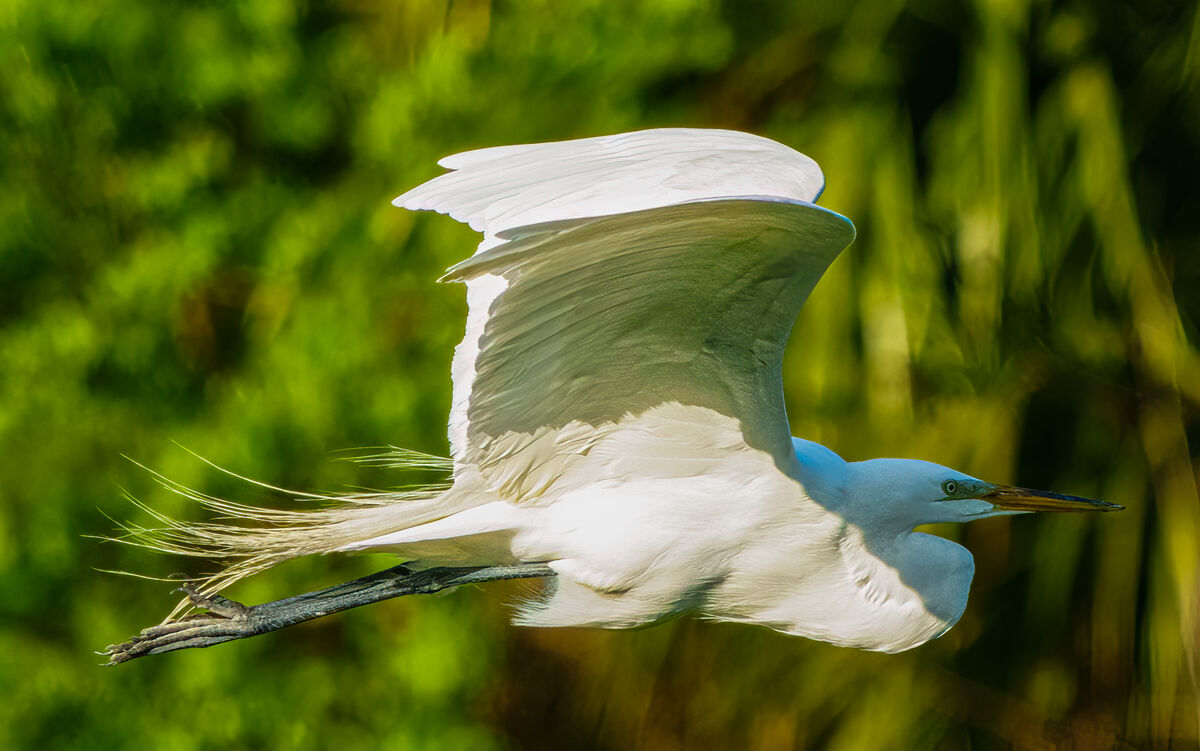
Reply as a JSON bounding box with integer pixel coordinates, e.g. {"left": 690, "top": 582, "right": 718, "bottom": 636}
{"left": 2, "top": 0, "right": 1198, "bottom": 748}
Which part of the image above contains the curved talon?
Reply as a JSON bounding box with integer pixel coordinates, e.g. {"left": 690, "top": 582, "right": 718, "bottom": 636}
{"left": 104, "top": 611, "right": 258, "bottom": 664}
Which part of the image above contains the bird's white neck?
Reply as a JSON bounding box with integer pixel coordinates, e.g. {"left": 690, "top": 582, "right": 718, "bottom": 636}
{"left": 789, "top": 439, "right": 977, "bottom": 627}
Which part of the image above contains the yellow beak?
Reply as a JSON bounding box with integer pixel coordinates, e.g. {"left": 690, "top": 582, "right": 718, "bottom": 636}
{"left": 980, "top": 485, "right": 1123, "bottom": 513}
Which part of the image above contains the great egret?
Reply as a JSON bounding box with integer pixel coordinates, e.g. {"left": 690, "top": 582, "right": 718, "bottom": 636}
{"left": 105, "top": 129, "right": 1120, "bottom": 663}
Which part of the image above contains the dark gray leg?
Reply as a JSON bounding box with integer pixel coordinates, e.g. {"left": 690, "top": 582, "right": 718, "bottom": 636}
{"left": 102, "top": 563, "right": 555, "bottom": 665}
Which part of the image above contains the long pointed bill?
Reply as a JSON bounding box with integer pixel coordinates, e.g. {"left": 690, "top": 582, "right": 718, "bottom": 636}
{"left": 981, "top": 485, "right": 1124, "bottom": 513}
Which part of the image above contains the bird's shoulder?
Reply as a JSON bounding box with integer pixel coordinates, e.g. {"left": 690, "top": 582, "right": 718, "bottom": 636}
{"left": 465, "top": 402, "right": 797, "bottom": 505}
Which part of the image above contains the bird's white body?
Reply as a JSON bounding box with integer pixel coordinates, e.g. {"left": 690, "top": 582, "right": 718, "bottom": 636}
{"left": 342, "top": 403, "right": 968, "bottom": 652}
{"left": 155, "top": 129, "right": 1116, "bottom": 653}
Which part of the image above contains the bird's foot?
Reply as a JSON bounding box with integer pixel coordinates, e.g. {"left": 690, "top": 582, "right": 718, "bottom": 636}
{"left": 102, "top": 563, "right": 556, "bottom": 664}
{"left": 102, "top": 585, "right": 257, "bottom": 665}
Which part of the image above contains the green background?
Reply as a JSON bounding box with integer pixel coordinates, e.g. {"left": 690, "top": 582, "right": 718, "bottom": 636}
{"left": 3, "top": 0, "right": 1198, "bottom": 748}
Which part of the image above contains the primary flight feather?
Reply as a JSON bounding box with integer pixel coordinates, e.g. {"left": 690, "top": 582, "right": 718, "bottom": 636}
{"left": 119, "top": 128, "right": 1119, "bottom": 655}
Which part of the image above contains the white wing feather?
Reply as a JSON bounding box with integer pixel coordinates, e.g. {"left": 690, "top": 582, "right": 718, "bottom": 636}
{"left": 397, "top": 130, "right": 849, "bottom": 471}
{"left": 443, "top": 199, "right": 853, "bottom": 493}
{"left": 394, "top": 128, "right": 826, "bottom": 252}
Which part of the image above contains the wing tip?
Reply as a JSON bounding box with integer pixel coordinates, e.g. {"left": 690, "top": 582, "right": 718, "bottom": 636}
{"left": 393, "top": 184, "right": 433, "bottom": 211}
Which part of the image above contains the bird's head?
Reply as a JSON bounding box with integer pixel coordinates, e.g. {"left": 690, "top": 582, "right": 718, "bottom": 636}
{"left": 846, "top": 458, "right": 1122, "bottom": 530}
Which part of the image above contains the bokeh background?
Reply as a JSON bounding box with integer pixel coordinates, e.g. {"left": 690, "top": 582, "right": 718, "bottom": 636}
{"left": 3, "top": 0, "right": 1198, "bottom": 748}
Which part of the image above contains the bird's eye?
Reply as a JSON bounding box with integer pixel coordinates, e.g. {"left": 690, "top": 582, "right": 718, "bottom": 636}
{"left": 942, "top": 480, "right": 958, "bottom": 496}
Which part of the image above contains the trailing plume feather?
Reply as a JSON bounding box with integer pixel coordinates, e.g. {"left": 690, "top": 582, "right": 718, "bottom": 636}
{"left": 107, "top": 448, "right": 454, "bottom": 619}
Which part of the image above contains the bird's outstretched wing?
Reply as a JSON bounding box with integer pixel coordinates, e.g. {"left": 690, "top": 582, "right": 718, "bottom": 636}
{"left": 396, "top": 130, "right": 855, "bottom": 499}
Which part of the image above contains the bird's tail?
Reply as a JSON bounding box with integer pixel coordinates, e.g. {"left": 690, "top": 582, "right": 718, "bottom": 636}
{"left": 109, "top": 448, "right": 459, "bottom": 619}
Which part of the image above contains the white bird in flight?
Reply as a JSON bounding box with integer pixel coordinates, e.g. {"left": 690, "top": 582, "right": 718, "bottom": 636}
{"left": 107, "top": 128, "right": 1120, "bottom": 663}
